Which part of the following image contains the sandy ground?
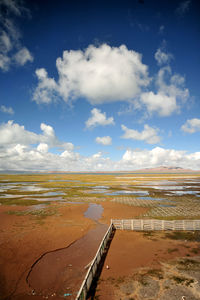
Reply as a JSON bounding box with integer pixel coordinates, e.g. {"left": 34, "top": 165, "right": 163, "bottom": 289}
{"left": 1, "top": 200, "right": 200, "bottom": 300}
{"left": 0, "top": 203, "right": 94, "bottom": 299}
{"left": 95, "top": 230, "right": 200, "bottom": 299}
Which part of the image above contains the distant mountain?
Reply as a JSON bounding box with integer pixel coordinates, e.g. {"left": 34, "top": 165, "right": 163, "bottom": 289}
{"left": 135, "top": 166, "right": 199, "bottom": 173}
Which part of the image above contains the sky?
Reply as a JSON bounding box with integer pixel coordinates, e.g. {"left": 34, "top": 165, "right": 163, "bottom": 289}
{"left": 0, "top": 0, "right": 200, "bottom": 172}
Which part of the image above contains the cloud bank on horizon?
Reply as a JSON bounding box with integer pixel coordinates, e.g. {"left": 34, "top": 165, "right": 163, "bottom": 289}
{"left": 0, "top": 0, "right": 200, "bottom": 171}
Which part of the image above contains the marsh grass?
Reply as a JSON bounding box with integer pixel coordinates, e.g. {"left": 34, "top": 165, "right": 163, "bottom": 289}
{"left": 6, "top": 207, "right": 58, "bottom": 219}
{"left": 165, "top": 231, "right": 200, "bottom": 242}
{"left": 171, "top": 275, "right": 194, "bottom": 286}
{"left": 167, "top": 248, "right": 179, "bottom": 253}
{"left": 0, "top": 198, "right": 50, "bottom": 206}
{"left": 177, "top": 258, "right": 200, "bottom": 271}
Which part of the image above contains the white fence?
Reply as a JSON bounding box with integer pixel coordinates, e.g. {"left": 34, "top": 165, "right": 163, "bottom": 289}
{"left": 112, "top": 219, "right": 200, "bottom": 231}
{"left": 76, "top": 222, "right": 114, "bottom": 300}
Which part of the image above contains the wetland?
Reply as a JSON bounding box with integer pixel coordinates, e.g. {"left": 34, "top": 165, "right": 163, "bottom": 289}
{"left": 0, "top": 172, "right": 200, "bottom": 299}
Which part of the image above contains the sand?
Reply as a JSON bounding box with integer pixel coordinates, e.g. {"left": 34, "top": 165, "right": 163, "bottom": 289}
{"left": 0, "top": 200, "right": 199, "bottom": 300}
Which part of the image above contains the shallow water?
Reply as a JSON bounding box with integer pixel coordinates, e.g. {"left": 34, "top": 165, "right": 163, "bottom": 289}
{"left": 20, "top": 186, "right": 49, "bottom": 192}
{"left": 39, "top": 191, "right": 65, "bottom": 196}
{"left": 88, "top": 189, "right": 149, "bottom": 196}
{"left": 84, "top": 203, "right": 104, "bottom": 221}
{"left": 0, "top": 194, "right": 23, "bottom": 198}
{"left": 169, "top": 191, "right": 200, "bottom": 196}
{"left": 138, "top": 196, "right": 165, "bottom": 201}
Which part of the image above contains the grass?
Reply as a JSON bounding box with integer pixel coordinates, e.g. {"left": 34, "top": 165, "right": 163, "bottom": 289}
{"left": 165, "top": 231, "right": 200, "bottom": 242}
{"left": 145, "top": 268, "right": 163, "bottom": 280}
{"left": 177, "top": 258, "right": 200, "bottom": 271}
{"left": 171, "top": 275, "right": 194, "bottom": 286}
{"left": 0, "top": 198, "right": 50, "bottom": 206}
{"left": 190, "top": 247, "right": 200, "bottom": 254}
{"left": 6, "top": 207, "right": 58, "bottom": 219}
{"left": 167, "top": 248, "right": 179, "bottom": 253}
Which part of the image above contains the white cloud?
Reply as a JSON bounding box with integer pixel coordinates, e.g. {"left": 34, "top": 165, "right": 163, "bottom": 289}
{"left": 37, "top": 143, "right": 48, "bottom": 153}
{"left": 176, "top": 0, "right": 191, "bottom": 15}
{"left": 33, "top": 44, "right": 150, "bottom": 105}
{"left": 154, "top": 48, "right": 173, "bottom": 65}
{"left": 121, "top": 124, "right": 161, "bottom": 144}
{"left": 85, "top": 108, "right": 115, "bottom": 128}
{"left": 33, "top": 68, "right": 57, "bottom": 104}
{"left": 14, "top": 47, "right": 33, "bottom": 66}
{"left": 140, "top": 92, "right": 178, "bottom": 117}
{"left": 0, "top": 120, "right": 73, "bottom": 150}
{"left": 120, "top": 147, "right": 200, "bottom": 170}
{"left": 156, "top": 66, "right": 189, "bottom": 102}
{"left": 0, "top": 0, "right": 33, "bottom": 71}
{"left": 0, "top": 121, "right": 200, "bottom": 171}
{"left": 139, "top": 65, "right": 189, "bottom": 117}
{"left": 32, "top": 42, "right": 190, "bottom": 119}
{"left": 181, "top": 118, "right": 200, "bottom": 133}
{"left": 95, "top": 136, "right": 112, "bottom": 146}
{"left": 0, "top": 105, "right": 14, "bottom": 114}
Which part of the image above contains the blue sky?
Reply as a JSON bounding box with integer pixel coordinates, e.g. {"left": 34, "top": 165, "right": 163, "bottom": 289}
{"left": 0, "top": 0, "right": 200, "bottom": 171}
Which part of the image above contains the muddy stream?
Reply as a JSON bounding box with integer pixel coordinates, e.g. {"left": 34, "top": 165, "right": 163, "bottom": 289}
{"left": 23, "top": 204, "right": 107, "bottom": 300}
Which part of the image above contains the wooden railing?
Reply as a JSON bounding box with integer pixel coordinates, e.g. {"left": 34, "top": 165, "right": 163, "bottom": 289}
{"left": 76, "top": 222, "right": 114, "bottom": 300}
{"left": 112, "top": 219, "right": 200, "bottom": 231}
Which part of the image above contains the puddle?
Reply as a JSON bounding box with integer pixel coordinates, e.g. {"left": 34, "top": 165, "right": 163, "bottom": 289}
{"left": 20, "top": 186, "right": 49, "bottom": 192}
{"left": 148, "top": 185, "right": 185, "bottom": 190}
{"left": 138, "top": 196, "right": 165, "bottom": 201}
{"left": 110, "top": 190, "right": 149, "bottom": 196}
{"left": 169, "top": 191, "right": 200, "bottom": 196}
{"left": 84, "top": 203, "right": 104, "bottom": 221}
{"left": 39, "top": 192, "right": 65, "bottom": 196}
{"left": 0, "top": 184, "right": 19, "bottom": 190}
{"left": 159, "top": 204, "right": 175, "bottom": 207}
{"left": 24, "top": 197, "right": 64, "bottom": 202}
{"left": 26, "top": 223, "right": 108, "bottom": 298}
{"left": 0, "top": 194, "right": 23, "bottom": 198}
{"left": 92, "top": 186, "right": 109, "bottom": 189}
{"left": 88, "top": 189, "right": 149, "bottom": 196}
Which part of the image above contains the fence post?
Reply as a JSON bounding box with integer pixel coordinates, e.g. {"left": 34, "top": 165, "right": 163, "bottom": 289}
{"left": 162, "top": 220, "right": 164, "bottom": 230}
{"left": 131, "top": 219, "right": 134, "bottom": 231}
{"left": 122, "top": 220, "right": 124, "bottom": 230}
{"left": 141, "top": 219, "right": 144, "bottom": 230}
{"left": 183, "top": 220, "right": 185, "bottom": 231}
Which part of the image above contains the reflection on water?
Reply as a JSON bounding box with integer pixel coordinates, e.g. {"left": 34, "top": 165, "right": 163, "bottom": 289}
{"left": 0, "top": 194, "right": 23, "bottom": 198}
{"left": 84, "top": 203, "right": 104, "bottom": 221}
{"left": 110, "top": 190, "right": 149, "bottom": 196}
{"left": 88, "top": 189, "right": 149, "bottom": 196}
{"left": 138, "top": 196, "right": 165, "bottom": 201}
{"left": 20, "top": 186, "right": 49, "bottom": 192}
{"left": 39, "top": 191, "right": 65, "bottom": 196}
{"left": 169, "top": 191, "right": 200, "bottom": 196}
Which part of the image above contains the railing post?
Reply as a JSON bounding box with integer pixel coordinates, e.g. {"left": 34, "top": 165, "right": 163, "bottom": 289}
{"left": 141, "top": 219, "right": 144, "bottom": 230}
{"left": 131, "top": 219, "right": 134, "bottom": 231}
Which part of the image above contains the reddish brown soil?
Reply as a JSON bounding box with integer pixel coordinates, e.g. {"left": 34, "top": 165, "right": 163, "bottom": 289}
{"left": 100, "top": 201, "right": 148, "bottom": 223}
{"left": 95, "top": 230, "right": 200, "bottom": 299}
{"left": 1, "top": 200, "right": 199, "bottom": 300}
{"left": 0, "top": 203, "right": 94, "bottom": 300}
